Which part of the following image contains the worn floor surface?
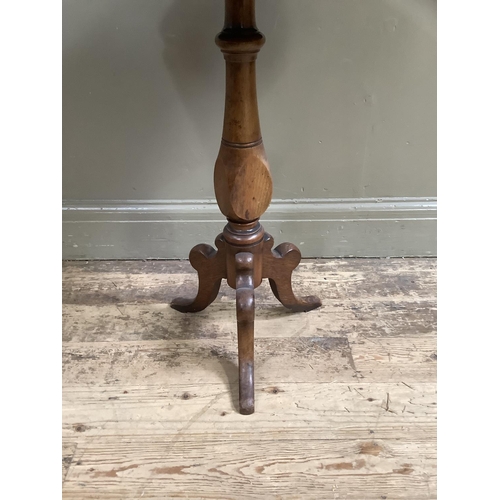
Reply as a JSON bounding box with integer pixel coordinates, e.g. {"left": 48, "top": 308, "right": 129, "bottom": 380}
{"left": 62, "top": 258, "right": 437, "bottom": 499}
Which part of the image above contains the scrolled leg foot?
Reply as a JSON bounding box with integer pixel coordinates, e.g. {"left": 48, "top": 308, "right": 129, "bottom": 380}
{"left": 263, "top": 234, "right": 322, "bottom": 313}
{"left": 171, "top": 236, "right": 226, "bottom": 313}
{"left": 235, "top": 252, "right": 255, "bottom": 415}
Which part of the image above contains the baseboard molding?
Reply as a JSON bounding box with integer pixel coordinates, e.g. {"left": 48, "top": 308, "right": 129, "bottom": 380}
{"left": 62, "top": 197, "right": 436, "bottom": 259}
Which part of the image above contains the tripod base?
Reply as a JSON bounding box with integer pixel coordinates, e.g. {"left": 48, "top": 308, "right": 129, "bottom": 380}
{"left": 171, "top": 221, "right": 321, "bottom": 414}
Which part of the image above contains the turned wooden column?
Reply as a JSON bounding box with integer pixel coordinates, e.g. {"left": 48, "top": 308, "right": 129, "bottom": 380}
{"left": 214, "top": 1, "right": 272, "bottom": 229}
{"left": 172, "top": 0, "right": 321, "bottom": 415}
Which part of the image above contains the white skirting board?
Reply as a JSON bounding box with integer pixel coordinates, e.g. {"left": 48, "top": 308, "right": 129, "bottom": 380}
{"left": 62, "top": 197, "right": 436, "bottom": 259}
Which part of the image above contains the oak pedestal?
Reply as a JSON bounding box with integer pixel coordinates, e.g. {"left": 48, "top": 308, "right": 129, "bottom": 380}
{"left": 172, "top": 0, "right": 321, "bottom": 415}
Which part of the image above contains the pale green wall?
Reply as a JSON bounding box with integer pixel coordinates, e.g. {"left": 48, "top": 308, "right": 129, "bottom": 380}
{"left": 63, "top": 0, "right": 436, "bottom": 258}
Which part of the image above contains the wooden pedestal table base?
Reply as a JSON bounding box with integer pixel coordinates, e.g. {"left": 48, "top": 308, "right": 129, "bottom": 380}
{"left": 171, "top": 0, "right": 321, "bottom": 415}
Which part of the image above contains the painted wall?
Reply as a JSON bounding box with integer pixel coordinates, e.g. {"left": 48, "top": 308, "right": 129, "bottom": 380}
{"left": 63, "top": 0, "right": 436, "bottom": 258}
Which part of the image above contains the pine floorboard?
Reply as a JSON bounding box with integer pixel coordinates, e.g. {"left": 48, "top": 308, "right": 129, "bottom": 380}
{"left": 62, "top": 258, "right": 437, "bottom": 499}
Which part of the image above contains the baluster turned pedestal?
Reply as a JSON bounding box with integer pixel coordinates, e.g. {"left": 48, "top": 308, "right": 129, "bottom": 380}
{"left": 172, "top": 0, "right": 321, "bottom": 415}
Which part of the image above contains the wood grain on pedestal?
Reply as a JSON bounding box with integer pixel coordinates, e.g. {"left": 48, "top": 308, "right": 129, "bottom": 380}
{"left": 174, "top": 0, "right": 319, "bottom": 414}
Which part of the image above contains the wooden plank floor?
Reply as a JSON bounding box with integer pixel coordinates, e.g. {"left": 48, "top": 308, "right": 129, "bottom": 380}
{"left": 62, "top": 258, "right": 437, "bottom": 500}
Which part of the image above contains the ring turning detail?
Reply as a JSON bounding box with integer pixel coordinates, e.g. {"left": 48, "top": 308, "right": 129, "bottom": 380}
{"left": 171, "top": 0, "right": 321, "bottom": 414}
